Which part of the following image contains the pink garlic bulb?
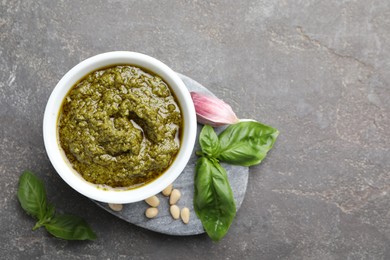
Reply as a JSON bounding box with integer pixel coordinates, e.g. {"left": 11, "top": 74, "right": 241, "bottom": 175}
{"left": 190, "top": 92, "right": 239, "bottom": 127}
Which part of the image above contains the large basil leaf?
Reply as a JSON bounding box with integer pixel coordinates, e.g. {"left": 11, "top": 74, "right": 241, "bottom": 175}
{"left": 45, "top": 214, "right": 97, "bottom": 241}
{"left": 217, "top": 121, "right": 279, "bottom": 167}
{"left": 199, "top": 125, "right": 220, "bottom": 157}
{"left": 194, "top": 157, "right": 236, "bottom": 241}
{"left": 17, "top": 171, "right": 48, "bottom": 220}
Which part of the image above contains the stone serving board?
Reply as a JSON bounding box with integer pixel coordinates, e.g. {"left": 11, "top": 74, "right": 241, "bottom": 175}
{"left": 94, "top": 73, "right": 249, "bottom": 236}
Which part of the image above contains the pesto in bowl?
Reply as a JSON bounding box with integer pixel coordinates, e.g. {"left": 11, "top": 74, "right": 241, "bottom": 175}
{"left": 59, "top": 65, "right": 182, "bottom": 188}
{"left": 43, "top": 51, "right": 196, "bottom": 204}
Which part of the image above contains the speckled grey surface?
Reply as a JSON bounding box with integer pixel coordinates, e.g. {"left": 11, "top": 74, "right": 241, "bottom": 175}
{"left": 95, "top": 73, "right": 249, "bottom": 236}
{"left": 1, "top": 0, "right": 390, "bottom": 259}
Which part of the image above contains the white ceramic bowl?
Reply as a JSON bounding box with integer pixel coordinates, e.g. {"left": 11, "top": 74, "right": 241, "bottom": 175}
{"left": 43, "top": 51, "right": 197, "bottom": 204}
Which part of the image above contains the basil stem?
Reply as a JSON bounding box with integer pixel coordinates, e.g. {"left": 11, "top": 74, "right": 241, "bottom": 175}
{"left": 194, "top": 157, "right": 236, "bottom": 241}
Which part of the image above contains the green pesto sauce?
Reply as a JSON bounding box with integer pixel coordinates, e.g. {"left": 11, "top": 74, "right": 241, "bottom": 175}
{"left": 58, "top": 65, "right": 182, "bottom": 188}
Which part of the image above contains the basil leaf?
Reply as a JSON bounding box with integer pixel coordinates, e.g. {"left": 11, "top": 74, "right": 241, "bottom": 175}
{"left": 17, "top": 171, "right": 48, "bottom": 220}
{"left": 199, "top": 125, "right": 220, "bottom": 157}
{"left": 45, "top": 214, "right": 97, "bottom": 241}
{"left": 194, "top": 157, "right": 236, "bottom": 241}
{"left": 217, "top": 121, "right": 279, "bottom": 167}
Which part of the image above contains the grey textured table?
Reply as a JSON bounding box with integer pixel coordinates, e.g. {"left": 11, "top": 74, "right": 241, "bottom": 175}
{"left": 1, "top": 1, "right": 389, "bottom": 259}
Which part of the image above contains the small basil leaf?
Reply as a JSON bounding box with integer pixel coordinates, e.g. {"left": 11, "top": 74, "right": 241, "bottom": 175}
{"left": 199, "top": 125, "right": 220, "bottom": 157}
{"left": 194, "top": 157, "right": 236, "bottom": 241}
{"left": 217, "top": 121, "right": 279, "bottom": 167}
{"left": 17, "top": 171, "right": 48, "bottom": 220}
{"left": 45, "top": 214, "right": 97, "bottom": 241}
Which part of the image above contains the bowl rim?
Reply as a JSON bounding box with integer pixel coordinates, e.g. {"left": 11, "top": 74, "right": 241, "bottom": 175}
{"left": 43, "top": 51, "right": 197, "bottom": 204}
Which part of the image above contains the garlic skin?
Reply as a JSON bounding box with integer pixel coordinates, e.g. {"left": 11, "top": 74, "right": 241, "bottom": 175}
{"left": 190, "top": 92, "right": 239, "bottom": 127}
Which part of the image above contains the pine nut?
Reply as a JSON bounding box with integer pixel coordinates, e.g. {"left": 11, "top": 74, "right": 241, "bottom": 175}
{"left": 170, "top": 205, "right": 180, "bottom": 219}
{"left": 145, "top": 195, "right": 160, "bottom": 207}
{"left": 145, "top": 207, "right": 158, "bottom": 218}
{"left": 108, "top": 203, "right": 123, "bottom": 212}
{"left": 162, "top": 184, "right": 173, "bottom": 196}
{"left": 169, "top": 189, "right": 181, "bottom": 205}
{"left": 181, "top": 207, "right": 190, "bottom": 224}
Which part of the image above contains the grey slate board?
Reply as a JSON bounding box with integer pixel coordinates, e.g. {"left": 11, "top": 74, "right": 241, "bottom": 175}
{"left": 94, "top": 73, "right": 249, "bottom": 236}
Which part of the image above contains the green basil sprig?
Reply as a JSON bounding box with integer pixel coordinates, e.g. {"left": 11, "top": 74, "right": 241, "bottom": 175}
{"left": 17, "top": 171, "right": 97, "bottom": 240}
{"left": 194, "top": 121, "right": 278, "bottom": 241}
